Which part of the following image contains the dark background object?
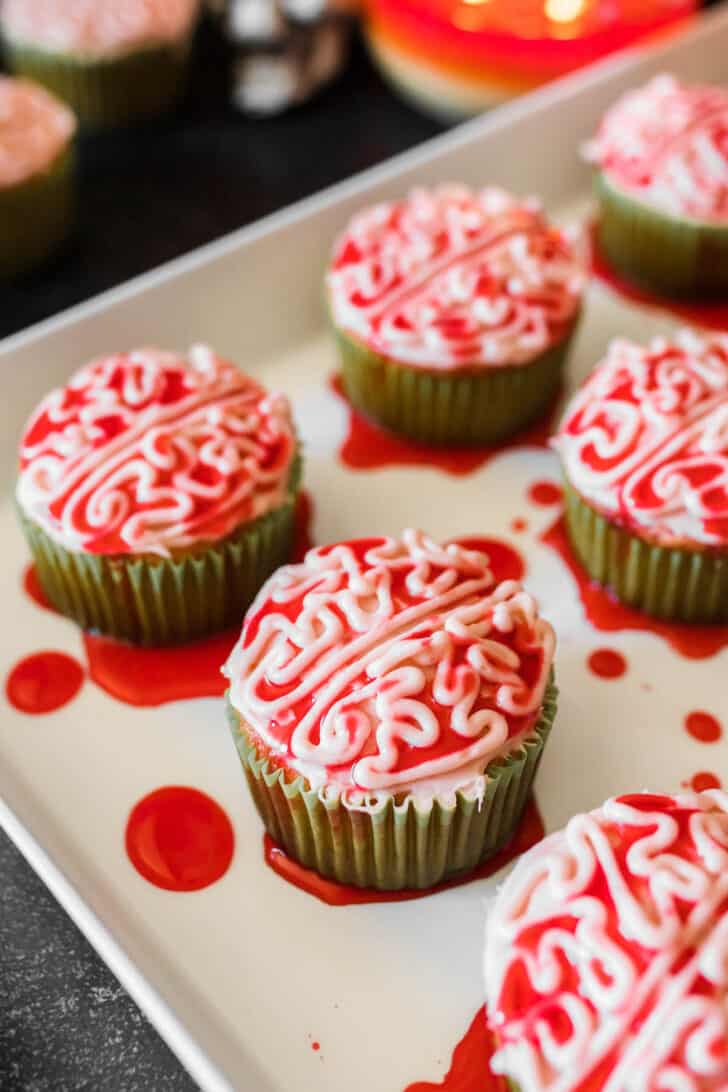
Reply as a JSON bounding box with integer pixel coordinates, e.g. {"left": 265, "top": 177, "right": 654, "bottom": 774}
{"left": 0, "top": 20, "right": 440, "bottom": 1092}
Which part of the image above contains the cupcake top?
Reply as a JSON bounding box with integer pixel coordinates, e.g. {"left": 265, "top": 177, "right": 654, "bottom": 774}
{"left": 554, "top": 329, "right": 728, "bottom": 548}
{"left": 0, "top": 0, "right": 200, "bottom": 57}
{"left": 586, "top": 74, "right": 728, "bottom": 223}
{"left": 16, "top": 345, "right": 297, "bottom": 558}
{"left": 224, "top": 529, "right": 555, "bottom": 801}
{"left": 326, "top": 185, "right": 583, "bottom": 371}
{"left": 0, "top": 76, "right": 75, "bottom": 189}
{"left": 485, "top": 790, "right": 728, "bottom": 1092}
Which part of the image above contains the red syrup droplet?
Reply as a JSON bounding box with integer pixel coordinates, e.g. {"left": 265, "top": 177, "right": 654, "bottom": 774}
{"left": 527, "top": 481, "right": 563, "bottom": 507}
{"left": 541, "top": 515, "right": 728, "bottom": 660}
{"left": 452, "top": 537, "right": 525, "bottom": 583}
{"left": 23, "top": 563, "right": 57, "bottom": 613}
{"left": 587, "top": 648, "right": 627, "bottom": 680}
{"left": 589, "top": 222, "right": 728, "bottom": 330}
{"left": 263, "top": 797, "right": 544, "bottom": 907}
{"left": 510, "top": 518, "right": 528, "bottom": 534}
{"left": 311, "top": 1042, "right": 320, "bottom": 1052}
{"left": 404, "top": 1007, "right": 506, "bottom": 1092}
{"left": 687, "top": 771, "right": 722, "bottom": 792}
{"left": 125, "top": 785, "right": 234, "bottom": 892}
{"left": 329, "top": 374, "right": 557, "bottom": 477}
{"left": 83, "top": 630, "right": 237, "bottom": 708}
{"left": 685, "top": 711, "right": 723, "bottom": 744}
{"left": 5, "top": 651, "right": 84, "bottom": 714}
{"left": 293, "top": 489, "right": 314, "bottom": 562}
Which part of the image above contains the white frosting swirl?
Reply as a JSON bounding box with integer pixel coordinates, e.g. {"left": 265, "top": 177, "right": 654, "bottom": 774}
{"left": 485, "top": 791, "right": 728, "bottom": 1092}
{"left": 327, "top": 185, "right": 583, "bottom": 371}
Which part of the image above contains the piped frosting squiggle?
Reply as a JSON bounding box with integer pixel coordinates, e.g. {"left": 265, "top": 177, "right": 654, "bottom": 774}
{"left": 224, "top": 530, "right": 555, "bottom": 797}
{"left": 554, "top": 329, "right": 728, "bottom": 547}
{"left": 586, "top": 74, "right": 728, "bottom": 223}
{"left": 0, "top": 0, "right": 199, "bottom": 56}
{"left": 17, "top": 345, "right": 297, "bottom": 558}
{"left": 327, "top": 185, "right": 583, "bottom": 371}
{"left": 485, "top": 790, "right": 728, "bottom": 1092}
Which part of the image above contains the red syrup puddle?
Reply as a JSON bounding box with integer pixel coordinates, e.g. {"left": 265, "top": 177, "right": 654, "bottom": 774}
{"left": 527, "top": 480, "right": 563, "bottom": 507}
{"left": 329, "top": 374, "right": 556, "bottom": 477}
{"left": 589, "top": 222, "right": 728, "bottom": 331}
{"left": 404, "top": 1007, "right": 505, "bottom": 1092}
{"left": 453, "top": 537, "right": 525, "bottom": 583}
{"left": 20, "top": 491, "right": 316, "bottom": 710}
{"left": 587, "top": 648, "right": 627, "bottom": 680}
{"left": 685, "top": 772, "right": 722, "bottom": 791}
{"left": 541, "top": 515, "right": 728, "bottom": 660}
{"left": 5, "top": 651, "right": 84, "bottom": 714}
{"left": 125, "top": 785, "right": 234, "bottom": 892}
{"left": 311, "top": 1042, "right": 320, "bottom": 1052}
{"left": 684, "top": 711, "right": 723, "bottom": 743}
{"left": 263, "top": 796, "right": 544, "bottom": 907}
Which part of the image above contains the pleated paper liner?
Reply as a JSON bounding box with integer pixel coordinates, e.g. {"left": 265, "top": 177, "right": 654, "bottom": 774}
{"left": 229, "top": 680, "right": 557, "bottom": 891}
{"left": 20, "top": 497, "right": 298, "bottom": 646}
{"left": 3, "top": 35, "right": 195, "bottom": 128}
{"left": 333, "top": 324, "right": 577, "bottom": 447}
{"left": 0, "top": 143, "right": 75, "bottom": 278}
{"left": 564, "top": 481, "right": 728, "bottom": 624}
{"left": 594, "top": 171, "right": 728, "bottom": 299}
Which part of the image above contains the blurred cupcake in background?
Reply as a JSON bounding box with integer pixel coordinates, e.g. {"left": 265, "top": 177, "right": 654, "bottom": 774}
{"left": 0, "top": 0, "right": 201, "bottom": 127}
{"left": 207, "top": 0, "right": 354, "bottom": 116}
{"left": 0, "top": 75, "right": 76, "bottom": 278}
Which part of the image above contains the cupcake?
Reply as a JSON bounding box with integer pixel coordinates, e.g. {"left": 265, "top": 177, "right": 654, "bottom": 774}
{"left": 554, "top": 329, "right": 728, "bottom": 623}
{"left": 485, "top": 790, "right": 728, "bottom": 1091}
{"left": 586, "top": 74, "right": 728, "bottom": 298}
{"left": 0, "top": 76, "right": 76, "bottom": 278}
{"left": 326, "top": 185, "right": 583, "bottom": 447}
{"left": 0, "top": 0, "right": 201, "bottom": 128}
{"left": 16, "top": 345, "right": 300, "bottom": 645}
{"left": 224, "top": 529, "right": 557, "bottom": 890}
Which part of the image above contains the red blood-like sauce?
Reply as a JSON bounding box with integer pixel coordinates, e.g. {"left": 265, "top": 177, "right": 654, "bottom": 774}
{"left": 590, "top": 222, "right": 728, "bottom": 330}
{"left": 527, "top": 481, "right": 563, "bottom": 507}
{"left": 125, "top": 785, "right": 234, "bottom": 892}
{"left": 5, "top": 651, "right": 84, "bottom": 714}
{"left": 452, "top": 537, "right": 525, "bottom": 583}
{"left": 263, "top": 796, "right": 544, "bottom": 907}
{"left": 510, "top": 518, "right": 528, "bottom": 534}
{"left": 587, "top": 648, "right": 627, "bottom": 679}
{"left": 404, "top": 1007, "right": 505, "bottom": 1092}
{"left": 83, "top": 631, "right": 236, "bottom": 707}
{"left": 686, "top": 771, "right": 722, "bottom": 791}
{"left": 311, "top": 1042, "right": 320, "bottom": 1052}
{"left": 685, "top": 711, "right": 723, "bottom": 743}
{"left": 330, "top": 374, "right": 556, "bottom": 477}
{"left": 541, "top": 515, "right": 728, "bottom": 660}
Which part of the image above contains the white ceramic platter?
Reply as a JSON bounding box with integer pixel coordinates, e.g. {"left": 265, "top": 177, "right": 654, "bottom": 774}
{"left": 2, "top": 11, "right": 728, "bottom": 1090}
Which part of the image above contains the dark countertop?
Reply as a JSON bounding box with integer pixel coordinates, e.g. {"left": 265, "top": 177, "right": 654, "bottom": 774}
{"left": 0, "top": 19, "right": 441, "bottom": 1092}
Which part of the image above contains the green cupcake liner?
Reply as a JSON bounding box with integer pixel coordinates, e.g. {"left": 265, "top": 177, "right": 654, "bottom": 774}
{"left": 20, "top": 496, "right": 298, "bottom": 645}
{"left": 229, "top": 679, "right": 557, "bottom": 891}
{"left": 564, "top": 480, "right": 728, "bottom": 623}
{"left": 594, "top": 171, "right": 728, "bottom": 299}
{"left": 333, "top": 324, "right": 577, "bottom": 447}
{"left": 3, "top": 34, "right": 195, "bottom": 127}
{"left": 0, "top": 143, "right": 75, "bottom": 278}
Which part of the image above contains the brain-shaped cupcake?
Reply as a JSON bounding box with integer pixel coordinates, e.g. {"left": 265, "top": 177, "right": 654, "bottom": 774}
{"left": 225, "top": 529, "right": 555, "bottom": 796}
{"left": 327, "top": 185, "right": 582, "bottom": 371}
{"left": 587, "top": 74, "right": 728, "bottom": 223}
{"left": 555, "top": 329, "right": 728, "bottom": 548}
{"left": 485, "top": 790, "right": 728, "bottom": 1092}
{"left": 17, "top": 345, "right": 297, "bottom": 558}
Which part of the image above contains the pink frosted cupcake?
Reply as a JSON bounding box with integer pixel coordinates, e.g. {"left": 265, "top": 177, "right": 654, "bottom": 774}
{"left": 485, "top": 790, "right": 728, "bottom": 1090}
{"left": 0, "top": 76, "right": 76, "bottom": 277}
{"left": 326, "top": 185, "right": 584, "bottom": 446}
{"left": 0, "top": 0, "right": 201, "bottom": 127}
{"left": 587, "top": 74, "right": 728, "bottom": 297}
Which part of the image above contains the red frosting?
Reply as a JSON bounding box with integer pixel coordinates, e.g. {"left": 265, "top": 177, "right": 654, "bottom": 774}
{"left": 16, "top": 346, "right": 297, "bottom": 558}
